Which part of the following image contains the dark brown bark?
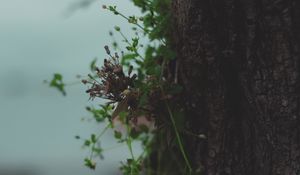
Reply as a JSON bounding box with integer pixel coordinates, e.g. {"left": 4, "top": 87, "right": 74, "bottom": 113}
{"left": 170, "top": 0, "right": 300, "bottom": 174}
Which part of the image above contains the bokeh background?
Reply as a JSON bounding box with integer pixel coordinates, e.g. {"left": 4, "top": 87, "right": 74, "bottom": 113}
{"left": 0, "top": 0, "right": 142, "bottom": 174}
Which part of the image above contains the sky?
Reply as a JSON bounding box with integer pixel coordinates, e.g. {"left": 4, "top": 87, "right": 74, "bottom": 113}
{"left": 0, "top": 0, "right": 142, "bottom": 174}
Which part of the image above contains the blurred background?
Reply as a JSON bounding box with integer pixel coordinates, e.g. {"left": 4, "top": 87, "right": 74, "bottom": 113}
{"left": 0, "top": 0, "right": 142, "bottom": 174}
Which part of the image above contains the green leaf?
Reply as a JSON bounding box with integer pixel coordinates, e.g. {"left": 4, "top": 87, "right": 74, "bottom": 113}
{"left": 126, "top": 46, "right": 133, "bottom": 52}
{"left": 130, "top": 128, "right": 140, "bottom": 139}
{"left": 128, "top": 16, "right": 138, "bottom": 24}
{"left": 86, "top": 106, "right": 110, "bottom": 122}
{"left": 143, "top": 13, "right": 155, "bottom": 28}
{"left": 114, "top": 26, "right": 120, "bottom": 31}
{"left": 154, "top": 65, "right": 162, "bottom": 76}
{"left": 132, "top": 38, "right": 139, "bottom": 48}
{"left": 114, "top": 130, "right": 122, "bottom": 139}
{"left": 139, "top": 124, "right": 149, "bottom": 133}
{"left": 146, "top": 64, "right": 161, "bottom": 76}
{"left": 132, "top": 0, "right": 148, "bottom": 12}
{"left": 145, "top": 46, "right": 155, "bottom": 60}
{"left": 118, "top": 111, "right": 128, "bottom": 123}
{"left": 84, "top": 158, "right": 96, "bottom": 170}
{"left": 121, "top": 54, "right": 138, "bottom": 66}
{"left": 84, "top": 140, "right": 91, "bottom": 146}
{"left": 138, "top": 92, "right": 148, "bottom": 107}
{"left": 54, "top": 73, "right": 62, "bottom": 80}
{"left": 49, "top": 73, "right": 66, "bottom": 96}
{"left": 108, "top": 6, "right": 118, "bottom": 15}
{"left": 127, "top": 158, "right": 133, "bottom": 165}
{"left": 91, "top": 134, "right": 97, "bottom": 143}
{"left": 92, "top": 147, "right": 103, "bottom": 154}
{"left": 112, "top": 41, "right": 118, "bottom": 49}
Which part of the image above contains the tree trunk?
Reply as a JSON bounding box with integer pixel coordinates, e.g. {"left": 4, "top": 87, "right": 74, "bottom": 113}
{"left": 170, "top": 0, "right": 300, "bottom": 174}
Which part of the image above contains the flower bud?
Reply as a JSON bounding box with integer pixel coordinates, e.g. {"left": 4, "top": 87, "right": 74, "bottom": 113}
{"left": 81, "top": 79, "right": 88, "bottom": 84}
{"left": 114, "top": 26, "right": 120, "bottom": 31}
{"left": 88, "top": 74, "right": 93, "bottom": 79}
{"left": 104, "top": 45, "right": 110, "bottom": 55}
{"left": 115, "top": 52, "right": 119, "bottom": 58}
{"left": 128, "top": 65, "right": 133, "bottom": 76}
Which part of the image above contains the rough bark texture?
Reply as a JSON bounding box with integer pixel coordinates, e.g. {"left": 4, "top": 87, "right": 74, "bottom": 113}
{"left": 170, "top": 0, "right": 300, "bottom": 174}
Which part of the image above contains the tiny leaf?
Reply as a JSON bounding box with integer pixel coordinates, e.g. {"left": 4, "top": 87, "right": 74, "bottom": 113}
{"left": 114, "top": 130, "right": 122, "bottom": 139}
{"left": 91, "top": 134, "right": 97, "bottom": 143}
{"left": 84, "top": 140, "right": 91, "bottom": 146}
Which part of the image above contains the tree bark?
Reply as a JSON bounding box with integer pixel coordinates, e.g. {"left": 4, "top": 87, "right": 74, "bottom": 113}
{"left": 170, "top": 0, "right": 300, "bottom": 174}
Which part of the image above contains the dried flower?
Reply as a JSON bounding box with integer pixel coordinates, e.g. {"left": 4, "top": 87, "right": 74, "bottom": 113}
{"left": 84, "top": 50, "right": 137, "bottom": 103}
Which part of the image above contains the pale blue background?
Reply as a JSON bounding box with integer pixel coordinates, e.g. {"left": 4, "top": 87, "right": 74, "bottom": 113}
{"left": 0, "top": 0, "right": 142, "bottom": 174}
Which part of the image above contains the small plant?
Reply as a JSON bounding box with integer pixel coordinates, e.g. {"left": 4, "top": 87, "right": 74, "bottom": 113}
{"left": 48, "top": 0, "right": 196, "bottom": 174}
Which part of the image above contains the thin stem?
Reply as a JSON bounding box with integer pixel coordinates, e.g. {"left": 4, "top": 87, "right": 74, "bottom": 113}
{"left": 97, "top": 124, "right": 111, "bottom": 140}
{"left": 89, "top": 124, "right": 110, "bottom": 159}
{"left": 118, "top": 30, "right": 130, "bottom": 44}
{"left": 137, "top": 146, "right": 147, "bottom": 162}
{"left": 160, "top": 86, "right": 192, "bottom": 173}
{"left": 165, "top": 102, "right": 192, "bottom": 173}
{"left": 126, "top": 129, "right": 135, "bottom": 160}
{"left": 110, "top": 33, "right": 122, "bottom": 51}
{"left": 64, "top": 81, "right": 81, "bottom": 86}
{"left": 118, "top": 30, "right": 145, "bottom": 61}
{"left": 107, "top": 7, "right": 166, "bottom": 46}
{"left": 63, "top": 74, "right": 94, "bottom": 86}
{"left": 125, "top": 124, "right": 135, "bottom": 175}
{"left": 118, "top": 12, "right": 146, "bottom": 33}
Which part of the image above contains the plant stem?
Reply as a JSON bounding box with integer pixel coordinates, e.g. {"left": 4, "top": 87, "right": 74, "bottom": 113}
{"left": 126, "top": 125, "right": 135, "bottom": 175}
{"left": 118, "top": 30, "right": 145, "bottom": 61}
{"left": 127, "top": 136, "right": 135, "bottom": 160}
{"left": 89, "top": 124, "right": 110, "bottom": 159}
{"left": 160, "top": 86, "right": 192, "bottom": 173}
{"left": 118, "top": 12, "right": 146, "bottom": 33}
{"left": 96, "top": 124, "right": 111, "bottom": 140}
{"left": 125, "top": 124, "right": 135, "bottom": 160}
{"left": 108, "top": 7, "right": 166, "bottom": 45}
{"left": 165, "top": 101, "right": 192, "bottom": 173}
